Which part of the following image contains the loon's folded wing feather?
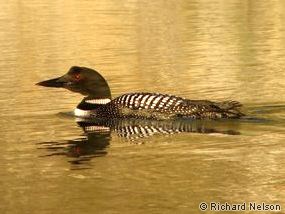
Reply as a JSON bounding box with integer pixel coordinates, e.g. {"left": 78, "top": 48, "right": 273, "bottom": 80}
{"left": 110, "top": 93, "right": 244, "bottom": 119}
{"left": 183, "top": 99, "right": 244, "bottom": 118}
{"left": 113, "top": 92, "right": 189, "bottom": 111}
{"left": 216, "top": 100, "right": 243, "bottom": 110}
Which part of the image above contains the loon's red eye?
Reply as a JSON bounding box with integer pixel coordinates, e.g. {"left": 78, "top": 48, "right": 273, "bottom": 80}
{"left": 74, "top": 73, "right": 81, "bottom": 81}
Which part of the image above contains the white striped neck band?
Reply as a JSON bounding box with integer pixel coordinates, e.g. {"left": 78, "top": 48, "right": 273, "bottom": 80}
{"left": 85, "top": 98, "right": 111, "bottom": 105}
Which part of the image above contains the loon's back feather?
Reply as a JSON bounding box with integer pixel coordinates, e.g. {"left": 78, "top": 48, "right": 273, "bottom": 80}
{"left": 95, "top": 92, "right": 244, "bottom": 119}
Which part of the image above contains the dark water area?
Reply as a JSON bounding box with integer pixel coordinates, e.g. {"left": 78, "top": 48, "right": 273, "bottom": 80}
{"left": 0, "top": 0, "right": 284, "bottom": 213}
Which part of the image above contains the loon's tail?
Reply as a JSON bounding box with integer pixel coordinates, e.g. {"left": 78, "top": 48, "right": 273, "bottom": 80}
{"left": 217, "top": 100, "right": 245, "bottom": 118}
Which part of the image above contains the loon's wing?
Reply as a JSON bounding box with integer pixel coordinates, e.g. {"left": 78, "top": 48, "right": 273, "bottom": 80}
{"left": 111, "top": 93, "right": 244, "bottom": 119}
{"left": 182, "top": 99, "right": 244, "bottom": 118}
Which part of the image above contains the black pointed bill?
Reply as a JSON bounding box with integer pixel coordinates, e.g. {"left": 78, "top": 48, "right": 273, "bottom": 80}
{"left": 36, "top": 77, "right": 67, "bottom": 88}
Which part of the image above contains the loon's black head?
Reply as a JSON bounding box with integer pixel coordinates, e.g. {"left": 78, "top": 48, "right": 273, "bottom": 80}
{"left": 36, "top": 66, "right": 111, "bottom": 99}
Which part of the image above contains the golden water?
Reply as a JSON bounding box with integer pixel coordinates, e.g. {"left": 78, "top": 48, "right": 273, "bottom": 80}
{"left": 0, "top": 0, "right": 284, "bottom": 213}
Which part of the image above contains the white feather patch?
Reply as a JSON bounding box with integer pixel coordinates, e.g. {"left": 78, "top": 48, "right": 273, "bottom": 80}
{"left": 151, "top": 96, "right": 162, "bottom": 108}
{"left": 145, "top": 95, "right": 156, "bottom": 106}
{"left": 129, "top": 95, "right": 135, "bottom": 105}
{"left": 162, "top": 96, "right": 170, "bottom": 103}
{"left": 125, "top": 94, "right": 131, "bottom": 104}
{"left": 140, "top": 95, "right": 150, "bottom": 106}
{"left": 174, "top": 100, "right": 182, "bottom": 106}
{"left": 85, "top": 99, "right": 111, "bottom": 104}
{"left": 74, "top": 108, "right": 92, "bottom": 117}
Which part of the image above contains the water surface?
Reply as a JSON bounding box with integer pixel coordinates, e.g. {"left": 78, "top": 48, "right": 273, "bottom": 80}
{"left": 0, "top": 0, "right": 284, "bottom": 213}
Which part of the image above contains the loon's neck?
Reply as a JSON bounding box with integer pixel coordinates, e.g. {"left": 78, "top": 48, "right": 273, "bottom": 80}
{"left": 75, "top": 96, "right": 111, "bottom": 117}
{"left": 78, "top": 96, "right": 111, "bottom": 109}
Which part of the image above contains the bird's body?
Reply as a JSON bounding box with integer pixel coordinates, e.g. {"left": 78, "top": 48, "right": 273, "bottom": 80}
{"left": 36, "top": 66, "right": 244, "bottom": 120}
{"left": 75, "top": 92, "right": 243, "bottom": 120}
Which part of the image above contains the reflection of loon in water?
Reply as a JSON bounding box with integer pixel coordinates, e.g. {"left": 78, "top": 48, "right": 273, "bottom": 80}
{"left": 38, "top": 129, "right": 110, "bottom": 167}
{"left": 78, "top": 118, "right": 240, "bottom": 139}
{"left": 38, "top": 118, "right": 240, "bottom": 166}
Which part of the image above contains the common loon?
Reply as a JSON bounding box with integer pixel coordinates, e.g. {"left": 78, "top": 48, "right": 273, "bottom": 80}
{"left": 36, "top": 66, "right": 244, "bottom": 120}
